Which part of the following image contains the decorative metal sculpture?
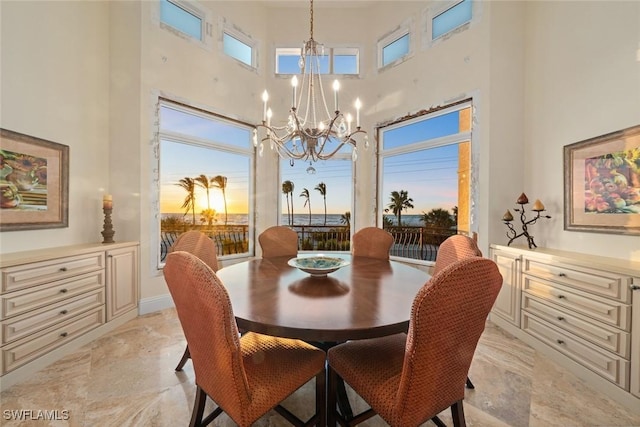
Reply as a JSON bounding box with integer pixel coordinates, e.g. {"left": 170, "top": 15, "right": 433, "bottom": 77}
{"left": 502, "top": 193, "right": 551, "bottom": 249}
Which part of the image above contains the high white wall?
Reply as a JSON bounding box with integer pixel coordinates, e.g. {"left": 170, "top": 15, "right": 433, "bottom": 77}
{"left": 523, "top": 1, "right": 640, "bottom": 261}
{"left": 1, "top": 1, "right": 638, "bottom": 309}
{"left": 0, "top": 0, "right": 110, "bottom": 254}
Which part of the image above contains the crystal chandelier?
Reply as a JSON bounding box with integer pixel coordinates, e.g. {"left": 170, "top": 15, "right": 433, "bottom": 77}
{"left": 254, "top": 0, "right": 368, "bottom": 163}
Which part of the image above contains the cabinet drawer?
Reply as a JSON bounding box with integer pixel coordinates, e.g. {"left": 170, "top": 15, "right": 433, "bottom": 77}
{"left": 522, "top": 294, "right": 630, "bottom": 358}
{"left": 0, "top": 271, "right": 104, "bottom": 320}
{"left": 1, "top": 306, "right": 105, "bottom": 374}
{"left": 523, "top": 277, "right": 631, "bottom": 330}
{"left": 1, "top": 289, "right": 104, "bottom": 345}
{"left": 522, "top": 313, "right": 629, "bottom": 389}
{"left": 523, "top": 258, "right": 630, "bottom": 303}
{"left": 1, "top": 253, "right": 105, "bottom": 294}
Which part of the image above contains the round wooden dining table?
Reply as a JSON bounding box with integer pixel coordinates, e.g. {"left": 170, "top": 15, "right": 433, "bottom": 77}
{"left": 217, "top": 253, "right": 431, "bottom": 343}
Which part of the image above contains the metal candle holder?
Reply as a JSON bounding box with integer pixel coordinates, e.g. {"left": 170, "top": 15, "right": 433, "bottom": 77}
{"left": 502, "top": 193, "right": 550, "bottom": 249}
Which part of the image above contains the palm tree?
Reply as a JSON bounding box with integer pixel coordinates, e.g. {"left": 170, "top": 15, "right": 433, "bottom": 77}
{"left": 300, "top": 188, "right": 311, "bottom": 225}
{"left": 340, "top": 211, "right": 351, "bottom": 228}
{"left": 289, "top": 181, "right": 295, "bottom": 225}
{"left": 386, "top": 190, "right": 414, "bottom": 227}
{"left": 421, "top": 208, "right": 455, "bottom": 229}
{"left": 200, "top": 208, "right": 217, "bottom": 227}
{"left": 211, "top": 175, "right": 228, "bottom": 225}
{"left": 176, "top": 177, "right": 197, "bottom": 226}
{"left": 282, "top": 180, "right": 294, "bottom": 226}
{"left": 194, "top": 174, "right": 212, "bottom": 211}
{"left": 314, "top": 182, "right": 327, "bottom": 225}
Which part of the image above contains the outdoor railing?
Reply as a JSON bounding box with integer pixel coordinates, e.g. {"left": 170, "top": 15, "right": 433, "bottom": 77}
{"left": 160, "top": 225, "right": 456, "bottom": 263}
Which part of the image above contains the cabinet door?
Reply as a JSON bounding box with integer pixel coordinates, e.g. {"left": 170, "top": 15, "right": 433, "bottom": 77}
{"left": 491, "top": 248, "right": 522, "bottom": 326}
{"left": 106, "top": 245, "right": 139, "bottom": 321}
{"left": 631, "top": 279, "right": 640, "bottom": 398}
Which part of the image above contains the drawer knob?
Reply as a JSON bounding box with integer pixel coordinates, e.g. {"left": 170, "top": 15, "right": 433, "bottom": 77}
{"left": 557, "top": 295, "right": 566, "bottom": 299}
{"left": 631, "top": 285, "right": 640, "bottom": 291}
{"left": 556, "top": 339, "right": 565, "bottom": 345}
{"left": 557, "top": 316, "right": 565, "bottom": 321}
{"left": 59, "top": 267, "right": 68, "bottom": 272}
{"left": 60, "top": 332, "right": 68, "bottom": 338}
{"left": 558, "top": 273, "right": 566, "bottom": 277}
{"left": 60, "top": 288, "right": 68, "bottom": 293}
{"left": 60, "top": 310, "right": 68, "bottom": 315}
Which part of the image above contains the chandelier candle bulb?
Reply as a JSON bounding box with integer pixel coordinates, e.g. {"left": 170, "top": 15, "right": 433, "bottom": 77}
{"left": 355, "top": 98, "right": 362, "bottom": 127}
{"left": 266, "top": 108, "right": 272, "bottom": 127}
{"left": 291, "top": 76, "right": 298, "bottom": 108}
{"left": 261, "top": 90, "right": 269, "bottom": 121}
{"left": 333, "top": 80, "right": 340, "bottom": 112}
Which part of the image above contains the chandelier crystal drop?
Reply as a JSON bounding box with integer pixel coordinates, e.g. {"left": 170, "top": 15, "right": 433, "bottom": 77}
{"left": 255, "top": 0, "right": 367, "bottom": 163}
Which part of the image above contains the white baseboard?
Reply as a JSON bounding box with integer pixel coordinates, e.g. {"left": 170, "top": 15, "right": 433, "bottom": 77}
{"left": 138, "top": 293, "right": 174, "bottom": 315}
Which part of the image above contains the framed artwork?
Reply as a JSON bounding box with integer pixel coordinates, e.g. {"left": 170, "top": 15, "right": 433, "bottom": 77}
{"left": 564, "top": 124, "right": 640, "bottom": 235}
{"left": 0, "top": 128, "right": 69, "bottom": 231}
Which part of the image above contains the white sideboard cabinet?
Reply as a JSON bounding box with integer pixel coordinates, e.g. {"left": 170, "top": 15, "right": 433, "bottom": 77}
{"left": 0, "top": 242, "right": 139, "bottom": 391}
{"left": 489, "top": 244, "right": 640, "bottom": 414}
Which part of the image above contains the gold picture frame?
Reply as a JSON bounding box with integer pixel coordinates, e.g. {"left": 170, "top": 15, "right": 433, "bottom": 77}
{"left": 0, "top": 128, "right": 69, "bottom": 231}
{"left": 564, "top": 124, "right": 640, "bottom": 235}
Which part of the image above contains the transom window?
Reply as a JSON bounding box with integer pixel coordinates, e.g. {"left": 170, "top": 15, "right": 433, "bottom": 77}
{"left": 377, "top": 101, "right": 473, "bottom": 263}
{"left": 156, "top": 100, "right": 254, "bottom": 267}
{"left": 377, "top": 23, "right": 412, "bottom": 69}
{"left": 276, "top": 47, "right": 359, "bottom": 75}
{"left": 432, "top": 0, "right": 473, "bottom": 40}
{"left": 221, "top": 22, "right": 256, "bottom": 69}
{"left": 160, "top": 0, "right": 204, "bottom": 41}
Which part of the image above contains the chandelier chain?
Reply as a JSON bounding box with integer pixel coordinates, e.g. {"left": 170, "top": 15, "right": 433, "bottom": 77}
{"left": 310, "top": 0, "right": 314, "bottom": 40}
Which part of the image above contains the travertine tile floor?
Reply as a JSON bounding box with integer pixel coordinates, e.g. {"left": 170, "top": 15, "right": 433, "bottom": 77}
{"left": 2, "top": 308, "right": 639, "bottom": 427}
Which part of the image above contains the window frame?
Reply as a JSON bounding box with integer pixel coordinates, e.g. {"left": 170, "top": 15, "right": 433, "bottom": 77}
{"left": 377, "top": 21, "right": 413, "bottom": 71}
{"left": 376, "top": 100, "right": 476, "bottom": 265}
{"left": 153, "top": 98, "right": 256, "bottom": 269}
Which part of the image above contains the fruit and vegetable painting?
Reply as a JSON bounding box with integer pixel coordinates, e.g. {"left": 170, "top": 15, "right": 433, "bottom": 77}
{"left": 565, "top": 124, "right": 640, "bottom": 235}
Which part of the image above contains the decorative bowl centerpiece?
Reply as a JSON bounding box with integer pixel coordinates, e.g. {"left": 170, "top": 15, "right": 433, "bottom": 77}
{"left": 287, "top": 256, "right": 350, "bottom": 277}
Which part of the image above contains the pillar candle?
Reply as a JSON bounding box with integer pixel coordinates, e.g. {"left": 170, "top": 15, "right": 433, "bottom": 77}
{"left": 103, "top": 194, "right": 113, "bottom": 210}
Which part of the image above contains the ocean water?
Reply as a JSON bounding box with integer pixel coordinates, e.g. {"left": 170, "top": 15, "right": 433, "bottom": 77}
{"left": 161, "top": 213, "right": 426, "bottom": 227}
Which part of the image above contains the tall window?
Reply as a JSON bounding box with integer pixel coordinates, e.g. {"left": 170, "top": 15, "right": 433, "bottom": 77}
{"left": 280, "top": 159, "right": 353, "bottom": 251}
{"left": 377, "top": 101, "right": 473, "bottom": 262}
{"left": 157, "top": 100, "right": 254, "bottom": 266}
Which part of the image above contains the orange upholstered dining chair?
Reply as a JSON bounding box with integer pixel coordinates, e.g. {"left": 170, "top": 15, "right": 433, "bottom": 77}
{"left": 164, "top": 252, "right": 326, "bottom": 427}
{"left": 169, "top": 230, "right": 219, "bottom": 371}
{"left": 259, "top": 225, "right": 299, "bottom": 258}
{"left": 351, "top": 227, "right": 394, "bottom": 260}
{"left": 432, "top": 233, "right": 483, "bottom": 389}
{"left": 327, "top": 257, "right": 502, "bottom": 427}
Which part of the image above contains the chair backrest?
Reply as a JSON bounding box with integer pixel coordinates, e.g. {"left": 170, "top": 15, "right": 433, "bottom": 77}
{"left": 163, "top": 252, "right": 251, "bottom": 416}
{"left": 392, "top": 257, "right": 502, "bottom": 426}
{"left": 432, "top": 233, "right": 482, "bottom": 275}
{"left": 352, "top": 227, "right": 394, "bottom": 260}
{"left": 258, "top": 226, "right": 298, "bottom": 258}
{"left": 170, "top": 230, "right": 219, "bottom": 271}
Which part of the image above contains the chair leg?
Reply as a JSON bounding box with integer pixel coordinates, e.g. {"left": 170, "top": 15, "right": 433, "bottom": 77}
{"left": 189, "top": 386, "right": 207, "bottom": 427}
{"left": 175, "top": 345, "right": 191, "bottom": 371}
{"left": 316, "top": 369, "right": 326, "bottom": 427}
{"left": 465, "top": 376, "right": 475, "bottom": 389}
{"left": 327, "top": 366, "right": 338, "bottom": 426}
{"left": 451, "top": 400, "right": 467, "bottom": 427}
